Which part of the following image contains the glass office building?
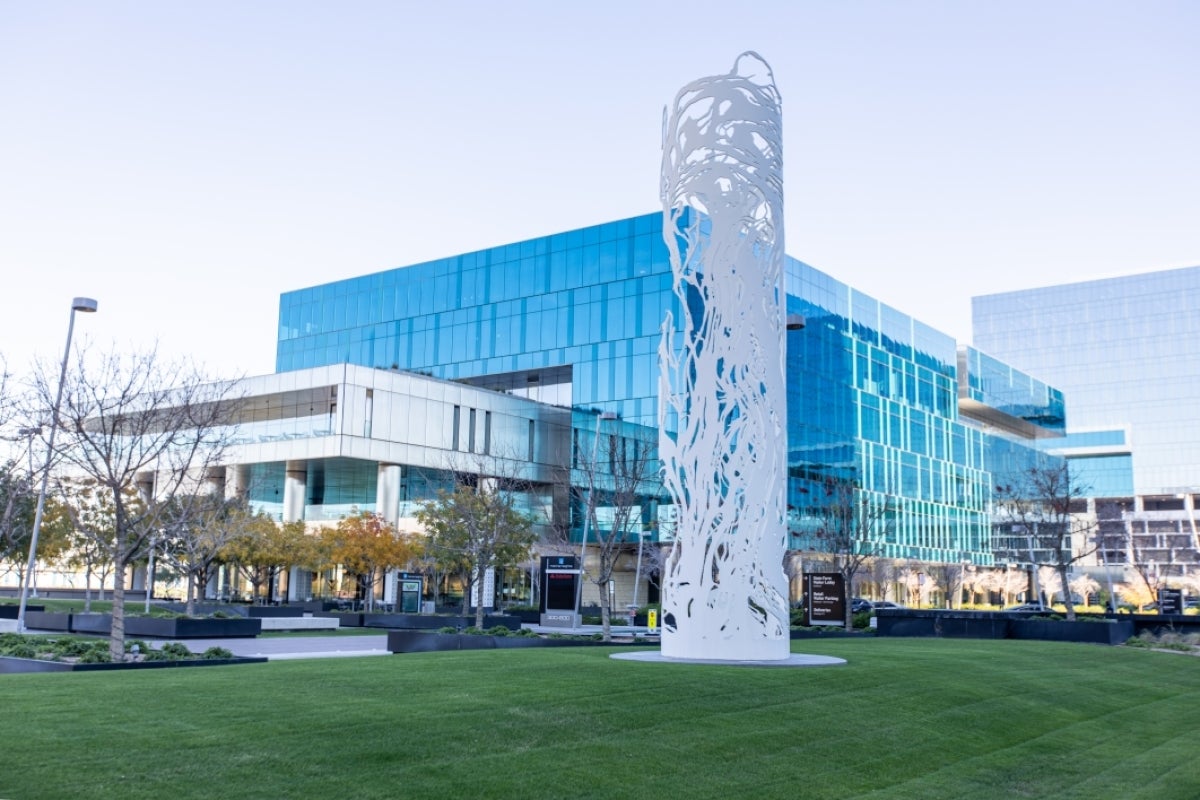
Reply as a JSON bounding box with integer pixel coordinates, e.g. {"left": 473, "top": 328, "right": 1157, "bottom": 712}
{"left": 973, "top": 267, "right": 1200, "bottom": 499}
{"left": 276, "top": 213, "right": 1062, "bottom": 566}
{"left": 974, "top": 268, "right": 1200, "bottom": 576}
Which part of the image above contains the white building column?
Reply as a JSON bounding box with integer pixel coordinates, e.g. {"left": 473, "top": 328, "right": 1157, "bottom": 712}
{"left": 283, "top": 461, "right": 307, "bottom": 523}
{"left": 225, "top": 465, "right": 250, "bottom": 501}
{"left": 377, "top": 463, "right": 402, "bottom": 525}
{"left": 203, "top": 466, "right": 225, "bottom": 498}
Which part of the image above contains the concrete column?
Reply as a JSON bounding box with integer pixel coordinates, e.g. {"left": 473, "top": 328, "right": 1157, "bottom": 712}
{"left": 225, "top": 465, "right": 250, "bottom": 501}
{"left": 203, "top": 466, "right": 225, "bottom": 498}
{"left": 288, "top": 567, "right": 311, "bottom": 602}
{"left": 283, "top": 461, "right": 307, "bottom": 523}
{"left": 135, "top": 471, "right": 156, "bottom": 505}
{"left": 377, "top": 463, "right": 402, "bottom": 525}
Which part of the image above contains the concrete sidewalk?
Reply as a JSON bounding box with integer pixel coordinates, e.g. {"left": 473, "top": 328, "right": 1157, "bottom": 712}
{"left": 143, "top": 634, "right": 392, "bottom": 661}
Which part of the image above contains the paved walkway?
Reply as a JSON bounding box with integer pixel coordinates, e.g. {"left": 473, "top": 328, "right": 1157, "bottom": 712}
{"left": 143, "top": 634, "right": 392, "bottom": 661}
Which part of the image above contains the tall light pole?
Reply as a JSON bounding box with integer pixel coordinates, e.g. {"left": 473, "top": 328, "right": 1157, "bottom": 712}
{"left": 17, "top": 297, "right": 98, "bottom": 633}
{"left": 573, "top": 410, "right": 617, "bottom": 629}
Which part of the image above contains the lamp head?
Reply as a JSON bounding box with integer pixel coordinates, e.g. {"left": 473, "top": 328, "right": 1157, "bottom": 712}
{"left": 71, "top": 297, "right": 98, "bottom": 313}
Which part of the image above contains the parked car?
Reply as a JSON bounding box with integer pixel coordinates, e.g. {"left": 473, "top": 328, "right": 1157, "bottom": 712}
{"left": 1005, "top": 603, "right": 1053, "bottom": 613}
{"left": 870, "top": 601, "right": 905, "bottom": 611}
{"left": 850, "top": 597, "right": 873, "bottom": 613}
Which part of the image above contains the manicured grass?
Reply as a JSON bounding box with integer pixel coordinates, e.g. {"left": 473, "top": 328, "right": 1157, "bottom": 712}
{"left": 2, "top": 639, "right": 1197, "bottom": 799}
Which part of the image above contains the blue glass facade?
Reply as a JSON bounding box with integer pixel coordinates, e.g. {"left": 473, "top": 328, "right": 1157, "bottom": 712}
{"left": 974, "top": 267, "right": 1200, "bottom": 497}
{"left": 278, "top": 215, "right": 670, "bottom": 427}
{"left": 278, "top": 213, "right": 1063, "bottom": 565}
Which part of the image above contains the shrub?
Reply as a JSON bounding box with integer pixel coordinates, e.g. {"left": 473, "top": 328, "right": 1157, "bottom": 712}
{"left": 486, "top": 625, "right": 511, "bottom": 636}
{"left": 437, "top": 626, "right": 458, "bottom": 634}
{"left": 76, "top": 646, "right": 111, "bottom": 664}
{"left": 159, "top": 642, "right": 193, "bottom": 660}
{"left": 852, "top": 611, "right": 872, "bottom": 630}
{"left": 202, "top": 646, "right": 234, "bottom": 660}
{"left": 2, "top": 641, "right": 37, "bottom": 659}
{"left": 513, "top": 627, "right": 537, "bottom": 637}
{"left": 461, "top": 626, "right": 483, "bottom": 635}
{"left": 50, "top": 638, "right": 101, "bottom": 658}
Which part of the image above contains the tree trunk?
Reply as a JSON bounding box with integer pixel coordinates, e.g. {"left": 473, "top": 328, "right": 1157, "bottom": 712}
{"left": 474, "top": 575, "right": 485, "bottom": 629}
{"left": 1058, "top": 564, "right": 1076, "bottom": 621}
{"left": 84, "top": 569, "right": 93, "bottom": 613}
{"left": 109, "top": 557, "right": 127, "bottom": 661}
{"left": 601, "top": 591, "right": 611, "bottom": 641}
{"left": 186, "top": 573, "right": 197, "bottom": 617}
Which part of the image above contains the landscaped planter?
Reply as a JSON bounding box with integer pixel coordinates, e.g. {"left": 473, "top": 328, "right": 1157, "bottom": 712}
{"left": 24, "top": 611, "right": 73, "bottom": 631}
{"left": 873, "top": 609, "right": 1011, "bottom": 640}
{"left": 790, "top": 628, "right": 872, "bottom": 639}
{"left": 0, "top": 655, "right": 267, "bottom": 674}
{"left": 126, "top": 617, "right": 261, "bottom": 639}
{"left": 1010, "top": 619, "right": 1134, "bottom": 645}
{"left": 245, "top": 606, "right": 305, "bottom": 618}
{"left": 26, "top": 614, "right": 261, "bottom": 638}
{"left": 0, "top": 605, "right": 43, "bottom": 619}
{"left": 364, "top": 613, "right": 521, "bottom": 631}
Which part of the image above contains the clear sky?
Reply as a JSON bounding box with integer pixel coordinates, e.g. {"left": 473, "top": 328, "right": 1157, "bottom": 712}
{"left": 1, "top": 1, "right": 1196, "bottom": 380}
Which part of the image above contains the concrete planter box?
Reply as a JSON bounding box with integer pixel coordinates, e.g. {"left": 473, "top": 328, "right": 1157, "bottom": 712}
{"left": 127, "top": 617, "right": 261, "bottom": 639}
{"left": 25, "top": 614, "right": 261, "bottom": 638}
{"left": 1010, "top": 619, "right": 1134, "bottom": 645}
{"left": 0, "top": 655, "right": 267, "bottom": 674}
{"left": 789, "top": 629, "right": 872, "bottom": 639}
{"left": 245, "top": 606, "right": 305, "bottom": 618}
{"left": 24, "top": 611, "right": 73, "bottom": 631}
{"left": 0, "top": 605, "right": 43, "bottom": 619}
{"left": 386, "top": 630, "right": 607, "bottom": 653}
{"left": 365, "top": 613, "right": 521, "bottom": 631}
{"left": 873, "top": 608, "right": 1135, "bottom": 645}
{"left": 330, "top": 612, "right": 364, "bottom": 628}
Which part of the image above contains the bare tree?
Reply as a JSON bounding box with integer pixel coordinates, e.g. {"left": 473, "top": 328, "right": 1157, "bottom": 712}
{"left": 158, "top": 493, "right": 265, "bottom": 616}
{"left": 30, "top": 346, "right": 241, "bottom": 660}
{"left": 993, "top": 463, "right": 1095, "bottom": 620}
{"left": 809, "top": 477, "right": 894, "bottom": 628}
{"left": 558, "top": 424, "right": 661, "bottom": 641}
{"left": 55, "top": 477, "right": 129, "bottom": 611}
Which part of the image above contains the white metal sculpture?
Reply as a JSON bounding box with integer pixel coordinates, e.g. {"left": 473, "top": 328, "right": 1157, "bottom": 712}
{"left": 659, "top": 52, "right": 790, "bottom": 661}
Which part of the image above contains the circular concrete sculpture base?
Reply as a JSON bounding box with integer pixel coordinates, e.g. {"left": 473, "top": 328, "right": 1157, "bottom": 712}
{"left": 610, "top": 651, "right": 846, "bottom": 668}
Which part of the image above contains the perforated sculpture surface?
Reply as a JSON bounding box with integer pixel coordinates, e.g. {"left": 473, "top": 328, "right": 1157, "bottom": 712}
{"left": 658, "top": 52, "right": 790, "bottom": 661}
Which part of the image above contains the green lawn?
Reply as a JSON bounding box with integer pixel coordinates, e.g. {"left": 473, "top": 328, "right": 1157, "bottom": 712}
{"left": 2, "top": 639, "right": 1197, "bottom": 799}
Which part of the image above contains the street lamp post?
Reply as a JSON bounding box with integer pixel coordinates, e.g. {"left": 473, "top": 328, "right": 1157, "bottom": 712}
{"left": 16, "top": 297, "right": 98, "bottom": 633}
{"left": 573, "top": 410, "right": 617, "bottom": 629}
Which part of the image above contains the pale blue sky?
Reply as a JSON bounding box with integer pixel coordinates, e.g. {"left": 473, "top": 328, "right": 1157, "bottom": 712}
{"left": 1, "top": 1, "right": 1196, "bottom": 378}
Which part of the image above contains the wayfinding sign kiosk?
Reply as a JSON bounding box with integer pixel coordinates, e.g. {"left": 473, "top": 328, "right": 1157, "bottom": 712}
{"left": 804, "top": 573, "right": 846, "bottom": 626}
{"left": 397, "top": 572, "right": 423, "bottom": 613}
{"left": 540, "top": 555, "right": 580, "bottom": 628}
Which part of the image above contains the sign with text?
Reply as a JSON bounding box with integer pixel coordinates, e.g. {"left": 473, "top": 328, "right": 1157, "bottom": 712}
{"left": 804, "top": 573, "right": 846, "bottom": 627}
{"left": 1158, "top": 587, "right": 1183, "bottom": 616}
{"left": 540, "top": 555, "right": 580, "bottom": 613}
